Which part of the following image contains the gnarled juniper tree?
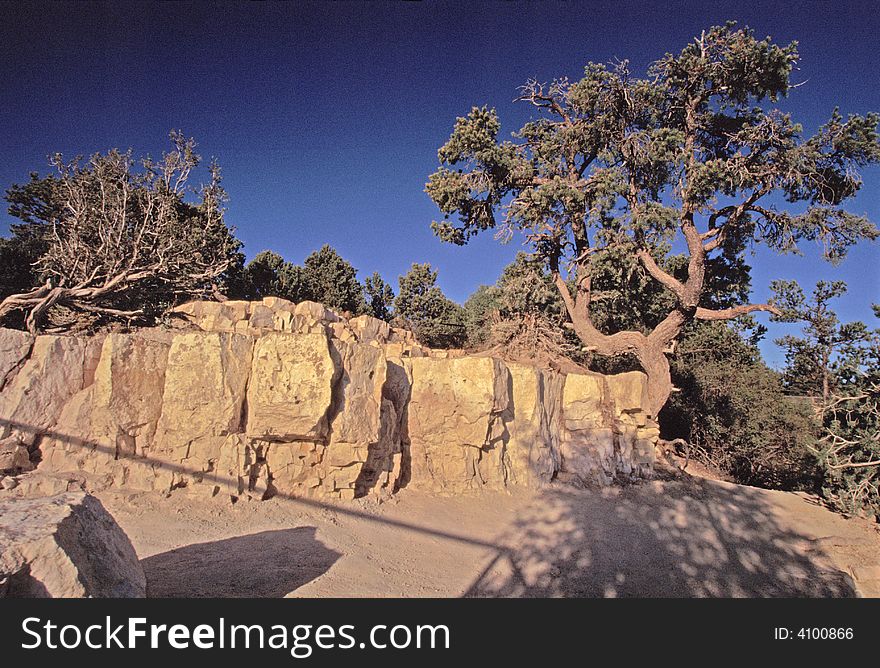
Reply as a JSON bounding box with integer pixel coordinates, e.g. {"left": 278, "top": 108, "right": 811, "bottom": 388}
{"left": 426, "top": 23, "right": 879, "bottom": 415}
{"left": 0, "top": 132, "right": 241, "bottom": 332}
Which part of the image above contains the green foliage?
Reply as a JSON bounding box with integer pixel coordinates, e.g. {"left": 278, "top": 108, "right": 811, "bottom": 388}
{"left": 775, "top": 282, "right": 879, "bottom": 518}
{"left": 587, "top": 240, "right": 761, "bottom": 370}
{"left": 462, "top": 252, "right": 575, "bottom": 356}
{"left": 495, "top": 252, "right": 566, "bottom": 318}
{"left": 0, "top": 172, "right": 61, "bottom": 299}
{"left": 395, "top": 263, "right": 466, "bottom": 348}
{"left": 241, "top": 250, "right": 308, "bottom": 302}
{"left": 426, "top": 22, "right": 879, "bottom": 408}
{"left": 428, "top": 24, "right": 878, "bottom": 266}
{"left": 302, "top": 244, "right": 366, "bottom": 314}
{"left": 0, "top": 227, "right": 46, "bottom": 301}
{"left": 772, "top": 280, "right": 857, "bottom": 397}
{"left": 662, "top": 321, "right": 820, "bottom": 489}
{"left": 462, "top": 284, "right": 501, "bottom": 347}
{"left": 363, "top": 271, "right": 395, "bottom": 321}
{"left": 818, "top": 332, "right": 880, "bottom": 518}
{"left": 234, "top": 245, "right": 370, "bottom": 316}
{"left": 395, "top": 263, "right": 438, "bottom": 315}
{"left": 464, "top": 249, "right": 821, "bottom": 491}
{"left": 588, "top": 244, "right": 680, "bottom": 336}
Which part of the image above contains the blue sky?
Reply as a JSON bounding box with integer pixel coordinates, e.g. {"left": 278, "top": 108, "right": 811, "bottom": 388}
{"left": 1, "top": 1, "right": 877, "bottom": 365}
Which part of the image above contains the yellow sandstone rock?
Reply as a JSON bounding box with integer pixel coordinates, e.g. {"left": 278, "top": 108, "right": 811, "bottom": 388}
{"left": 153, "top": 331, "right": 253, "bottom": 469}
{"left": 0, "top": 335, "right": 95, "bottom": 447}
{"left": 246, "top": 332, "right": 337, "bottom": 442}
{"left": 0, "top": 299, "right": 657, "bottom": 501}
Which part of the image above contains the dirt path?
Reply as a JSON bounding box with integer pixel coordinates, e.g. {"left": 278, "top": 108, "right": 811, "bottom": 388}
{"left": 97, "top": 473, "right": 880, "bottom": 598}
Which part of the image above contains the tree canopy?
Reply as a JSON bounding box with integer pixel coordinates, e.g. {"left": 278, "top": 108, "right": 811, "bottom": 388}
{"left": 395, "top": 262, "right": 466, "bottom": 348}
{"left": 239, "top": 250, "right": 307, "bottom": 303}
{"left": 302, "top": 244, "right": 366, "bottom": 315}
{"left": 463, "top": 252, "right": 574, "bottom": 358}
{"left": 363, "top": 271, "right": 395, "bottom": 321}
{"left": 426, "top": 22, "right": 880, "bottom": 414}
{"left": 233, "top": 244, "right": 371, "bottom": 316}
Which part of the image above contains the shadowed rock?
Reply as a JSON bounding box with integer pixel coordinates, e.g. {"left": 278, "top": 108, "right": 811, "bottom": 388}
{"left": 0, "top": 491, "right": 145, "bottom": 597}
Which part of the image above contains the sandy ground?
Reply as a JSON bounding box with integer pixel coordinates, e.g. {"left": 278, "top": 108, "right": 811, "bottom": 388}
{"left": 95, "top": 468, "right": 880, "bottom": 598}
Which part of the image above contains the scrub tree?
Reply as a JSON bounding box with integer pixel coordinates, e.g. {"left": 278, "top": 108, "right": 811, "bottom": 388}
{"left": 0, "top": 132, "right": 241, "bottom": 332}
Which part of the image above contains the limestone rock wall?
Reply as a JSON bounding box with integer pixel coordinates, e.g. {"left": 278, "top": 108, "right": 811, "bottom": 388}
{"left": 0, "top": 298, "right": 657, "bottom": 500}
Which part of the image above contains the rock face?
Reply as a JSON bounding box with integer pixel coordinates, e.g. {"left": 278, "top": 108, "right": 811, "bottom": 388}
{"left": 559, "top": 371, "right": 655, "bottom": 485}
{"left": 0, "top": 492, "right": 145, "bottom": 597}
{"left": 408, "top": 357, "right": 509, "bottom": 491}
{"left": 0, "top": 299, "right": 657, "bottom": 500}
{"left": 0, "top": 335, "right": 94, "bottom": 447}
{"left": 247, "top": 332, "right": 336, "bottom": 442}
{"left": 0, "top": 328, "right": 32, "bottom": 391}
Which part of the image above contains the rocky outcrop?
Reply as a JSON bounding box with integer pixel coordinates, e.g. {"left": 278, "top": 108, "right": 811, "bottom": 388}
{"left": 0, "top": 298, "right": 658, "bottom": 500}
{"left": 0, "top": 328, "right": 33, "bottom": 391}
{"left": 408, "top": 356, "right": 510, "bottom": 491}
{"left": 560, "top": 371, "right": 655, "bottom": 485}
{"left": 148, "top": 331, "right": 253, "bottom": 495}
{"left": 247, "top": 332, "right": 336, "bottom": 442}
{"left": 0, "top": 492, "right": 145, "bottom": 597}
{"left": 0, "top": 335, "right": 98, "bottom": 448}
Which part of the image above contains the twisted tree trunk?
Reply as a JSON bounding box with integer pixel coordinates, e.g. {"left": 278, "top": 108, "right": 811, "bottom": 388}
{"left": 553, "top": 222, "right": 779, "bottom": 417}
{"left": 0, "top": 278, "right": 144, "bottom": 334}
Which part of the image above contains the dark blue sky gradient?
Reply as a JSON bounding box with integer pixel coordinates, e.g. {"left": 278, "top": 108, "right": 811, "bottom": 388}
{"left": 1, "top": 1, "right": 878, "bottom": 364}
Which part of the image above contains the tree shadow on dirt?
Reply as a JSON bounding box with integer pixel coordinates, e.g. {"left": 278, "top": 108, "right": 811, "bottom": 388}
{"left": 142, "top": 527, "right": 340, "bottom": 598}
{"left": 2, "top": 418, "right": 859, "bottom": 598}
{"left": 466, "top": 477, "right": 858, "bottom": 598}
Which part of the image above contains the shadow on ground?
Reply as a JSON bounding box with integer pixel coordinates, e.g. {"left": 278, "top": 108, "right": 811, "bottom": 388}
{"left": 2, "top": 418, "right": 862, "bottom": 597}
{"left": 142, "top": 527, "right": 340, "bottom": 598}
{"left": 465, "top": 477, "right": 858, "bottom": 598}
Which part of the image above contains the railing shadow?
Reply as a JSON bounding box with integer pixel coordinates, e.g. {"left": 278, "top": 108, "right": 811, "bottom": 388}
{"left": 1, "top": 417, "right": 532, "bottom": 593}
{"left": 0, "top": 418, "right": 859, "bottom": 598}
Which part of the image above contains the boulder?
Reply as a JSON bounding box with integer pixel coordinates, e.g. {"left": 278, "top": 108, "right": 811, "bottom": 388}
{"left": 505, "top": 363, "right": 561, "bottom": 486}
{"left": 262, "top": 439, "right": 324, "bottom": 498}
{"left": 327, "top": 341, "right": 386, "bottom": 445}
{"left": 294, "top": 300, "right": 340, "bottom": 323}
{"left": 559, "top": 369, "right": 655, "bottom": 484}
{"left": 261, "top": 296, "right": 296, "bottom": 312}
{"left": 0, "top": 492, "right": 145, "bottom": 597}
{"left": 407, "top": 356, "right": 510, "bottom": 491}
{"left": 38, "top": 333, "right": 172, "bottom": 491}
{"left": 561, "top": 372, "right": 606, "bottom": 431}
{"left": 0, "top": 437, "right": 31, "bottom": 474}
{"left": 90, "top": 333, "right": 170, "bottom": 454}
{"left": 348, "top": 315, "right": 391, "bottom": 344}
{"left": 320, "top": 341, "right": 390, "bottom": 496}
{"left": 605, "top": 371, "right": 649, "bottom": 414}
